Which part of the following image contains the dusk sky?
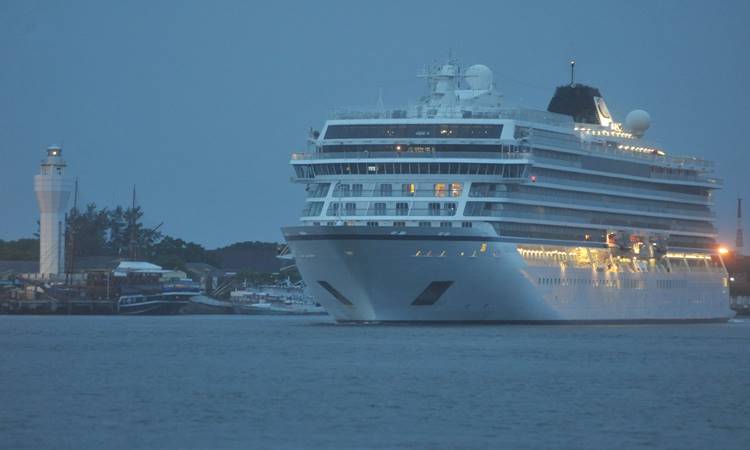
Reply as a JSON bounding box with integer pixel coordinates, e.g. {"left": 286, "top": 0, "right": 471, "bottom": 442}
{"left": 1, "top": 0, "right": 748, "bottom": 249}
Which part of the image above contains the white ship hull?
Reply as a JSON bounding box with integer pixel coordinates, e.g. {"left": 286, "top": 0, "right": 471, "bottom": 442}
{"left": 283, "top": 226, "right": 734, "bottom": 323}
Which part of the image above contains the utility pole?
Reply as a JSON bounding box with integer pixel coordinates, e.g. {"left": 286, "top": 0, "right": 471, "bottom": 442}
{"left": 129, "top": 185, "right": 137, "bottom": 260}
{"left": 737, "top": 197, "right": 744, "bottom": 256}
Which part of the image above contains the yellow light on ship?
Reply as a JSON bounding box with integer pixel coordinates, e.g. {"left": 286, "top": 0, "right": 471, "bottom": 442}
{"left": 718, "top": 247, "right": 729, "bottom": 255}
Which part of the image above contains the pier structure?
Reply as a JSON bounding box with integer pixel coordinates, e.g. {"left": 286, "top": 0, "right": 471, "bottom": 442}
{"left": 33, "top": 146, "right": 73, "bottom": 277}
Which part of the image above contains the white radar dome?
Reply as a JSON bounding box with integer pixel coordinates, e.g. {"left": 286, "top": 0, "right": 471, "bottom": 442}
{"left": 465, "top": 64, "right": 493, "bottom": 90}
{"left": 625, "top": 109, "right": 651, "bottom": 137}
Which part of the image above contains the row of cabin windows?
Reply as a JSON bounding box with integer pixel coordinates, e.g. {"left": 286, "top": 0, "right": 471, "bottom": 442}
{"left": 470, "top": 183, "right": 710, "bottom": 215}
{"left": 319, "top": 144, "right": 524, "bottom": 154}
{"left": 293, "top": 163, "right": 527, "bottom": 178}
{"left": 333, "top": 183, "right": 462, "bottom": 197}
{"left": 323, "top": 124, "right": 503, "bottom": 140}
{"left": 531, "top": 167, "right": 710, "bottom": 197}
{"left": 465, "top": 202, "right": 714, "bottom": 233}
{"left": 656, "top": 279, "right": 688, "bottom": 289}
{"left": 491, "top": 222, "right": 717, "bottom": 250}
{"left": 327, "top": 202, "right": 457, "bottom": 216}
{"left": 316, "top": 221, "right": 474, "bottom": 228}
{"left": 538, "top": 278, "right": 646, "bottom": 289}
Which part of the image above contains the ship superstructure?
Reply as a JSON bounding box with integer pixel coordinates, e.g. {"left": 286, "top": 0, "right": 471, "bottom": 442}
{"left": 282, "top": 59, "right": 733, "bottom": 322}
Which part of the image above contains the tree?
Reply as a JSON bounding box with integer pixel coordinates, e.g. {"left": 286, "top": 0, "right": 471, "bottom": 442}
{"left": 120, "top": 205, "right": 161, "bottom": 260}
{"left": 0, "top": 239, "right": 39, "bottom": 260}
{"left": 150, "top": 236, "right": 219, "bottom": 271}
{"left": 107, "top": 206, "right": 127, "bottom": 256}
{"left": 65, "top": 203, "right": 110, "bottom": 258}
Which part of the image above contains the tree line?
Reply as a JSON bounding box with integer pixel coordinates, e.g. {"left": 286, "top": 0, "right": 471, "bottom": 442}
{"left": 1, "top": 203, "right": 218, "bottom": 271}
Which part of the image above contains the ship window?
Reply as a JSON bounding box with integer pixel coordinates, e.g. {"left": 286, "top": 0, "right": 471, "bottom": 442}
{"left": 373, "top": 202, "right": 386, "bottom": 215}
{"left": 428, "top": 203, "right": 441, "bottom": 216}
{"left": 396, "top": 202, "right": 409, "bottom": 215}
{"left": 440, "top": 221, "right": 452, "bottom": 228}
{"left": 434, "top": 183, "right": 447, "bottom": 197}
{"left": 402, "top": 183, "right": 416, "bottom": 196}
{"left": 419, "top": 221, "right": 431, "bottom": 227}
{"left": 352, "top": 184, "right": 363, "bottom": 196}
{"left": 367, "top": 221, "right": 378, "bottom": 227}
{"left": 462, "top": 221, "right": 473, "bottom": 228}
{"left": 379, "top": 184, "right": 392, "bottom": 196}
{"left": 450, "top": 183, "right": 463, "bottom": 197}
{"left": 394, "top": 221, "right": 406, "bottom": 227}
{"left": 303, "top": 202, "right": 323, "bottom": 216}
{"left": 345, "top": 203, "right": 356, "bottom": 215}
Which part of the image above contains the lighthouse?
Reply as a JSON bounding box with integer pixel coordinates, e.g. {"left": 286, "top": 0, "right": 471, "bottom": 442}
{"left": 34, "top": 146, "right": 73, "bottom": 277}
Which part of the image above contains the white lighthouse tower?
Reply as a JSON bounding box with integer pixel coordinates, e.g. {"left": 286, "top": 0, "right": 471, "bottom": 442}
{"left": 34, "top": 146, "right": 73, "bottom": 277}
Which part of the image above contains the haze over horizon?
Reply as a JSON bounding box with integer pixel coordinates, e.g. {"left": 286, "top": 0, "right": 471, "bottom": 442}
{"left": 1, "top": 0, "right": 748, "bottom": 249}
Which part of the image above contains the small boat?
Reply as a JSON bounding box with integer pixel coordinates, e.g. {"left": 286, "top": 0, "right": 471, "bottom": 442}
{"left": 87, "top": 261, "right": 201, "bottom": 315}
{"left": 230, "top": 281, "right": 326, "bottom": 315}
{"left": 232, "top": 298, "right": 326, "bottom": 315}
{"left": 181, "top": 295, "right": 234, "bottom": 314}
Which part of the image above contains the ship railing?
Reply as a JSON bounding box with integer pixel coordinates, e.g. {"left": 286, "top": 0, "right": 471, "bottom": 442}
{"left": 329, "top": 106, "right": 574, "bottom": 127}
{"left": 318, "top": 208, "right": 459, "bottom": 218}
{"left": 529, "top": 135, "right": 716, "bottom": 172}
{"left": 464, "top": 210, "right": 716, "bottom": 234}
{"left": 332, "top": 190, "right": 464, "bottom": 199}
{"left": 534, "top": 176, "right": 714, "bottom": 204}
{"left": 291, "top": 150, "right": 532, "bottom": 161}
{"left": 466, "top": 191, "right": 716, "bottom": 218}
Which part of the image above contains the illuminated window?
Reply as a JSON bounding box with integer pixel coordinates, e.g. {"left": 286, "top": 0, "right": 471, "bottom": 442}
{"left": 434, "top": 183, "right": 447, "bottom": 197}
{"left": 402, "top": 183, "right": 416, "bottom": 196}
{"left": 450, "top": 183, "right": 463, "bottom": 197}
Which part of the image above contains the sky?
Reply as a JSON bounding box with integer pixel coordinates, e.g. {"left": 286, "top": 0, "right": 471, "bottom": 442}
{"left": 1, "top": 0, "right": 749, "bottom": 249}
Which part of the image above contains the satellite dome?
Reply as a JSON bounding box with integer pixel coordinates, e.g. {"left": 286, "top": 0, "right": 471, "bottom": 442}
{"left": 465, "top": 64, "right": 493, "bottom": 90}
{"left": 625, "top": 109, "right": 651, "bottom": 137}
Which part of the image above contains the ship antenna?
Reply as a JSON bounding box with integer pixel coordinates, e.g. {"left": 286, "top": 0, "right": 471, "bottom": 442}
{"left": 570, "top": 60, "right": 576, "bottom": 86}
{"left": 376, "top": 88, "right": 385, "bottom": 117}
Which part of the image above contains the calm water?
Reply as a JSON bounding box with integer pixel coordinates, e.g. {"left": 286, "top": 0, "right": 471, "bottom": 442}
{"left": 1, "top": 315, "right": 749, "bottom": 449}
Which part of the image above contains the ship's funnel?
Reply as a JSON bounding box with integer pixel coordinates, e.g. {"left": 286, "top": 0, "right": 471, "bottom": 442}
{"left": 547, "top": 84, "right": 612, "bottom": 127}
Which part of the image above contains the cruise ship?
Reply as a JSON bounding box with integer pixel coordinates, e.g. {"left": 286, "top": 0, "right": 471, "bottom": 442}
{"left": 281, "top": 59, "right": 734, "bottom": 323}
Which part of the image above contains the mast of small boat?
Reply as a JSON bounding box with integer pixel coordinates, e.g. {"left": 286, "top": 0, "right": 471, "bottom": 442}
{"left": 65, "top": 177, "right": 79, "bottom": 285}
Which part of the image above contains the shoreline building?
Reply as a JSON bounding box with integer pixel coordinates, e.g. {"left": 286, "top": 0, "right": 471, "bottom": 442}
{"left": 33, "top": 146, "right": 72, "bottom": 277}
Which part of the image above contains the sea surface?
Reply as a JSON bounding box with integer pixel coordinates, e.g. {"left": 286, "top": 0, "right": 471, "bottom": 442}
{"left": 1, "top": 315, "right": 749, "bottom": 449}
